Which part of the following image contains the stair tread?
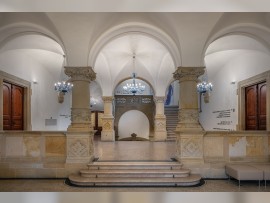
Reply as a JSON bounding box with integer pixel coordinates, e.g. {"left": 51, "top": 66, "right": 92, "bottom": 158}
{"left": 69, "top": 174, "right": 201, "bottom": 183}
{"left": 80, "top": 169, "right": 190, "bottom": 174}
{"left": 88, "top": 161, "right": 182, "bottom": 167}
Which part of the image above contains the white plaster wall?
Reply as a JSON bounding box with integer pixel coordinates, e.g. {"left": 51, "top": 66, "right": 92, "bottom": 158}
{"left": 118, "top": 110, "right": 149, "bottom": 139}
{"left": 200, "top": 51, "right": 270, "bottom": 131}
{"left": 0, "top": 51, "right": 71, "bottom": 131}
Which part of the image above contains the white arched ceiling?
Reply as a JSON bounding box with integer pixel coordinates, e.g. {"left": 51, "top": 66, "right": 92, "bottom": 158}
{"left": 0, "top": 33, "right": 65, "bottom": 80}
{"left": 205, "top": 34, "right": 270, "bottom": 78}
{"left": 94, "top": 34, "right": 175, "bottom": 96}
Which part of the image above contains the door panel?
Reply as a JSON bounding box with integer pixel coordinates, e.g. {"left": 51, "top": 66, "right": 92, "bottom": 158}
{"left": 3, "top": 82, "right": 11, "bottom": 130}
{"left": 245, "top": 81, "right": 267, "bottom": 130}
{"left": 12, "top": 85, "right": 24, "bottom": 130}
{"left": 245, "top": 85, "right": 257, "bottom": 130}
{"left": 258, "top": 82, "right": 266, "bottom": 130}
{"left": 2, "top": 82, "right": 24, "bottom": 130}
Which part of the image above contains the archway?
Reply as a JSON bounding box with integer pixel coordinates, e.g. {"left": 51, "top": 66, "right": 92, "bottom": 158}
{"left": 201, "top": 33, "right": 270, "bottom": 131}
{"left": 0, "top": 32, "right": 67, "bottom": 131}
{"left": 118, "top": 110, "right": 150, "bottom": 140}
{"left": 114, "top": 77, "right": 155, "bottom": 140}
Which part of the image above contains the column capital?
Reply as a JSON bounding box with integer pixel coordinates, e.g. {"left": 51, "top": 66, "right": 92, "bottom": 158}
{"left": 173, "top": 67, "right": 205, "bottom": 82}
{"left": 65, "top": 66, "right": 96, "bottom": 82}
{"left": 102, "top": 96, "right": 114, "bottom": 103}
{"left": 154, "top": 96, "right": 165, "bottom": 103}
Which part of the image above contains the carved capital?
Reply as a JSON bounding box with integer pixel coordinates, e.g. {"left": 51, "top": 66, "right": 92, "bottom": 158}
{"left": 65, "top": 66, "right": 96, "bottom": 82}
{"left": 102, "top": 96, "right": 114, "bottom": 103}
{"left": 154, "top": 96, "right": 165, "bottom": 103}
{"left": 173, "top": 67, "right": 205, "bottom": 83}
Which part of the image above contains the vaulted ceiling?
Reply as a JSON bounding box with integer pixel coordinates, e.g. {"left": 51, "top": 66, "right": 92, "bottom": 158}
{"left": 0, "top": 13, "right": 270, "bottom": 97}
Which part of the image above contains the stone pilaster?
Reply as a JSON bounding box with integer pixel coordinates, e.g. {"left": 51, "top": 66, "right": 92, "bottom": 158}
{"left": 64, "top": 66, "right": 96, "bottom": 132}
{"left": 173, "top": 67, "right": 205, "bottom": 164}
{"left": 173, "top": 67, "right": 205, "bottom": 131}
{"left": 154, "top": 96, "right": 167, "bottom": 141}
{"left": 64, "top": 67, "right": 96, "bottom": 164}
{"left": 101, "top": 96, "right": 115, "bottom": 141}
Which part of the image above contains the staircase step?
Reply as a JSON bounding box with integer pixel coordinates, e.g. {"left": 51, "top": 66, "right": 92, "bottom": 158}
{"left": 69, "top": 174, "right": 201, "bottom": 186}
{"left": 80, "top": 169, "right": 190, "bottom": 178}
{"left": 87, "top": 161, "right": 182, "bottom": 170}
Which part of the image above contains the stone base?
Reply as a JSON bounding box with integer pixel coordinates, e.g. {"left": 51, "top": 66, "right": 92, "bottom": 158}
{"left": 175, "top": 131, "right": 205, "bottom": 164}
{"left": 175, "top": 123, "right": 204, "bottom": 131}
{"left": 67, "top": 123, "right": 93, "bottom": 132}
{"left": 154, "top": 131, "right": 167, "bottom": 141}
{"left": 66, "top": 131, "right": 94, "bottom": 164}
{"left": 101, "top": 130, "right": 115, "bottom": 141}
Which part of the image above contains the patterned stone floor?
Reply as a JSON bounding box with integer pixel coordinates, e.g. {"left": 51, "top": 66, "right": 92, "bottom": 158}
{"left": 0, "top": 178, "right": 269, "bottom": 192}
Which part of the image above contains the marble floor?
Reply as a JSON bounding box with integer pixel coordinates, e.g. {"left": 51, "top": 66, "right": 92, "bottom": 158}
{"left": 0, "top": 178, "right": 269, "bottom": 192}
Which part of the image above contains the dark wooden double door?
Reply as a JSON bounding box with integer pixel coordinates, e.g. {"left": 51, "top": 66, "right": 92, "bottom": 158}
{"left": 3, "top": 82, "right": 24, "bottom": 130}
{"left": 245, "top": 81, "right": 266, "bottom": 130}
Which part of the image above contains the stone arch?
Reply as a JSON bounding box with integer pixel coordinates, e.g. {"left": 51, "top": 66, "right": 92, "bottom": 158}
{"left": 0, "top": 21, "right": 66, "bottom": 55}
{"left": 118, "top": 110, "right": 150, "bottom": 140}
{"left": 201, "top": 23, "right": 270, "bottom": 65}
{"left": 114, "top": 95, "right": 155, "bottom": 140}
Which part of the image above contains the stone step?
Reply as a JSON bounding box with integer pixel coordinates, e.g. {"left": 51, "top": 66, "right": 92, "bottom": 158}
{"left": 69, "top": 174, "right": 201, "bottom": 186}
{"left": 87, "top": 161, "right": 182, "bottom": 170}
{"left": 80, "top": 169, "right": 190, "bottom": 178}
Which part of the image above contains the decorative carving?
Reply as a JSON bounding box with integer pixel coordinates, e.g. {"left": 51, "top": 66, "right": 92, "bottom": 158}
{"left": 116, "top": 98, "right": 126, "bottom": 104}
{"left": 68, "top": 140, "right": 88, "bottom": 157}
{"left": 141, "top": 98, "right": 152, "bottom": 104}
{"left": 155, "top": 118, "right": 166, "bottom": 131}
{"left": 65, "top": 66, "right": 96, "bottom": 82}
{"left": 103, "top": 121, "right": 111, "bottom": 131}
{"left": 178, "top": 109, "right": 199, "bottom": 123}
{"left": 154, "top": 96, "right": 165, "bottom": 103}
{"left": 102, "top": 96, "right": 114, "bottom": 103}
{"left": 182, "top": 137, "right": 203, "bottom": 157}
{"left": 71, "top": 108, "right": 91, "bottom": 123}
{"left": 173, "top": 67, "right": 205, "bottom": 82}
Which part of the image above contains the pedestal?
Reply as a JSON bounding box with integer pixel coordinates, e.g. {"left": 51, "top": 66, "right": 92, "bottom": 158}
{"left": 66, "top": 131, "right": 95, "bottom": 164}
{"left": 154, "top": 115, "right": 167, "bottom": 141}
{"left": 175, "top": 131, "right": 205, "bottom": 164}
{"left": 101, "top": 96, "right": 115, "bottom": 141}
{"left": 101, "top": 116, "right": 115, "bottom": 141}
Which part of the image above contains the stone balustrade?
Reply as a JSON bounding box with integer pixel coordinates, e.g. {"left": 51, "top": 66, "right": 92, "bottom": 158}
{"left": 0, "top": 130, "right": 269, "bottom": 178}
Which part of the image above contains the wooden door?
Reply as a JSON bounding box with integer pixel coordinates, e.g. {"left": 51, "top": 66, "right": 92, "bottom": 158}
{"left": 3, "top": 82, "right": 12, "bottom": 130}
{"left": 245, "top": 81, "right": 266, "bottom": 130}
{"left": 3, "top": 82, "right": 24, "bottom": 130}
{"left": 258, "top": 82, "right": 266, "bottom": 130}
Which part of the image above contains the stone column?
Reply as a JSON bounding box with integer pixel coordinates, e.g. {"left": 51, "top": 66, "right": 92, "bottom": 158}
{"left": 64, "top": 66, "right": 96, "bottom": 163}
{"left": 173, "top": 67, "right": 205, "bottom": 164}
{"left": 101, "top": 96, "right": 115, "bottom": 141}
{"left": 154, "top": 96, "right": 167, "bottom": 141}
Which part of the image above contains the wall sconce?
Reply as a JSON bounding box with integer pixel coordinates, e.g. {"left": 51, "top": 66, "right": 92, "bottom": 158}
{"left": 197, "top": 81, "right": 213, "bottom": 112}
{"left": 54, "top": 81, "right": 73, "bottom": 103}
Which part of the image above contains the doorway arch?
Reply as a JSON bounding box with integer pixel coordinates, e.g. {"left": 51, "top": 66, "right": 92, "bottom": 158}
{"left": 118, "top": 110, "right": 150, "bottom": 140}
